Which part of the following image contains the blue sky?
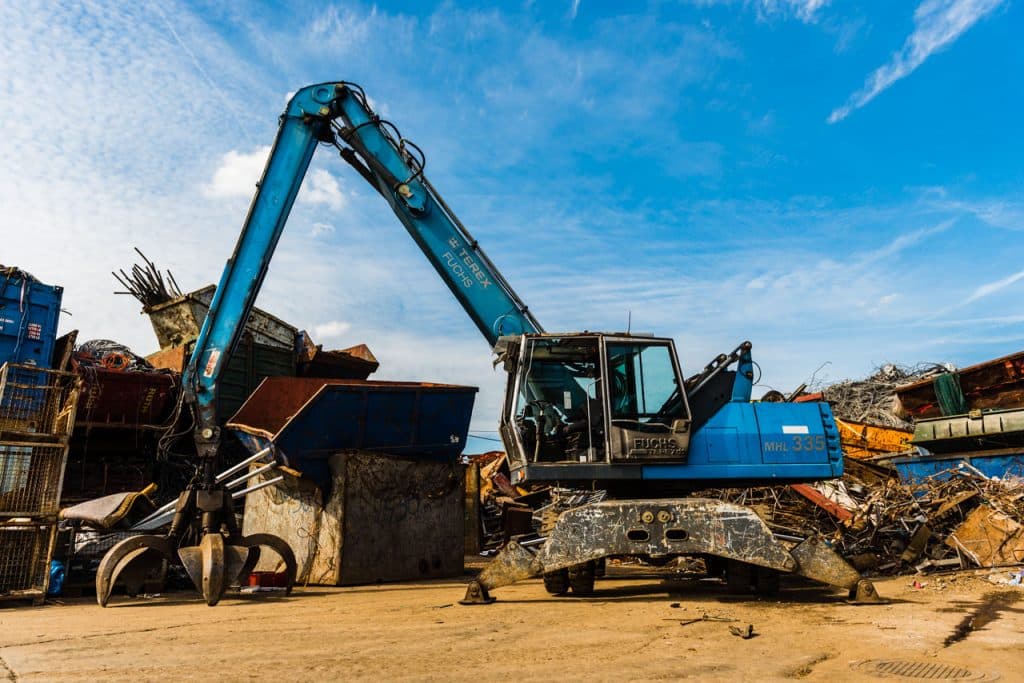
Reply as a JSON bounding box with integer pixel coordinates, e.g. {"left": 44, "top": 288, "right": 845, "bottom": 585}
{"left": 2, "top": 1, "right": 1021, "bottom": 450}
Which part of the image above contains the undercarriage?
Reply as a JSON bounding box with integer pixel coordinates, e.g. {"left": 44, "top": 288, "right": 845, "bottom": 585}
{"left": 460, "top": 498, "right": 882, "bottom": 604}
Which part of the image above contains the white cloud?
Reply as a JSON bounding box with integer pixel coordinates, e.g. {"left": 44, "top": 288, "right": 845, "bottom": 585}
{"left": 311, "top": 222, "right": 334, "bottom": 237}
{"left": 829, "top": 0, "right": 1005, "bottom": 123}
{"left": 203, "top": 149, "right": 345, "bottom": 210}
{"left": 963, "top": 269, "right": 1024, "bottom": 305}
{"left": 313, "top": 320, "right": 352, "bottom": 341}
{"left": 203, "top": 146, "right": 270, "bottom": 198}
{"left": 693, "top": 0, "right": 828, "bottom": 23}
{"left": 300, "top": 169, "right": 346, "bottom": 210}
{"left": 757, "top": 0, "right": 829, "bottom": 23}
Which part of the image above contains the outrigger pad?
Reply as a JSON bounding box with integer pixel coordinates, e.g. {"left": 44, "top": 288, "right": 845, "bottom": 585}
{"left": 459, "top": 581, "right": 496, "bottom": 605}
{"left": 849, "top": 579, "right": 887, "bottom": 605}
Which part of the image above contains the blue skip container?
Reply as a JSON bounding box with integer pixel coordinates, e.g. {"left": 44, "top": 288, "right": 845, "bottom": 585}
{"left": 227, "top": 377, "right": 477, "bottom": 491}
{"left": 0, "top": 267, "right": 63, "bottom": 368}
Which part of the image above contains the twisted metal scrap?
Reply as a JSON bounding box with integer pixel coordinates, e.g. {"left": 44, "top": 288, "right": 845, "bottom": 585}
{"left": 817, "top": 363, "right": 950, "bottom": 429}
{"left": 701, "top": 466, "right": 1024, "bottom": 575}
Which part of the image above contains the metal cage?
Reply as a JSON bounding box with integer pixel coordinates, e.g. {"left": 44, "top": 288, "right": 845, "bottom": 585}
{"left": 0, "top": 363, "right": 78, "bottom": 442}
{"left": 0, "top": 521, "right": 54, "bottom": 600}
{"left": 0, "top": 441, "right": 70, "bottom": 516}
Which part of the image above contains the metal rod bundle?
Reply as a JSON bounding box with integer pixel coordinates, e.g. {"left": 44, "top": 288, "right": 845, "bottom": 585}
{"left": 112, "top": 247, "right": 183, "bottom": 308}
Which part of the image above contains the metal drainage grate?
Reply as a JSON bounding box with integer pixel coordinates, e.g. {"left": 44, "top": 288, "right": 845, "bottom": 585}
{"left": 851, "top": 659, "right": 997, "bottom": 681}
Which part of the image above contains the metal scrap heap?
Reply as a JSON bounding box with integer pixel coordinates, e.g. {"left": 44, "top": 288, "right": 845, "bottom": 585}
{"left": 703, "top": 461, "right": 1024, "bottom": 576}
{"left": 816, "top": 362, "right": 951, "bottom": 429}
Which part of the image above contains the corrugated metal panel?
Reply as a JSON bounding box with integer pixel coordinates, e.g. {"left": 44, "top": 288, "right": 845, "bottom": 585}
{"left": 217, "top": 337, "right": 296, "bottom": 421}
{"left": 0, "top": 270, "right": 63, "bottom": 369}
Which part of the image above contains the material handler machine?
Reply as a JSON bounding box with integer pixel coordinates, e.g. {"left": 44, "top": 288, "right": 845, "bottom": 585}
{"left": 98, "top": 82, "right": 880, "bottom": 606}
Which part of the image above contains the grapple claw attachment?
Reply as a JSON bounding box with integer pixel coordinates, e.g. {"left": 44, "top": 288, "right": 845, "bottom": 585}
{"left": 96, "top": 534, "right": 176, "bottom": 607}
{"left": 238, "top": 533, "right": 298, "bottom": 594}
{"left": 178, "top": 533, "right": 248, "bottom": 606}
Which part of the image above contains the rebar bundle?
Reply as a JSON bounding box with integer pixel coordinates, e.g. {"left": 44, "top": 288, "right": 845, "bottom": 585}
{"left": 113, "top": 248, "right": 182, "bottom": 308}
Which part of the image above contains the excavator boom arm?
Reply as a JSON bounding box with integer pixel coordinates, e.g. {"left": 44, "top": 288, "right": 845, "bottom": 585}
{"left": 184, "top": 82, "right": 540, "bottom": 436}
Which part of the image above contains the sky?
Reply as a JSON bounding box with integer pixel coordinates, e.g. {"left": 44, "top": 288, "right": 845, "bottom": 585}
{"left": 1, "top": 0, "right": 1022, "bottom": 452}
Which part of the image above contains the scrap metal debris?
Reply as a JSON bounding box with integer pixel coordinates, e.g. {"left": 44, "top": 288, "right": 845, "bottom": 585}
{"left": 812, "top": 363, "right": 952, "bottom": 429}
{"left": 729, "top": 624, "right": 756, "bottom": 639}
{"left": 701, "top": 463, "right": 1024, "bottom": 576}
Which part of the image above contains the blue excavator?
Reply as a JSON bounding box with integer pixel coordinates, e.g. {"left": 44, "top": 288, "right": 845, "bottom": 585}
{"left": 97, "top": 82, "right": 880, "bottom": 606}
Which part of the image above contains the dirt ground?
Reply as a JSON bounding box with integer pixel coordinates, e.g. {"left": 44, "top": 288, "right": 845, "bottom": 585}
{"left": 1, "top": 563, "right": 1022, "bottom": 682}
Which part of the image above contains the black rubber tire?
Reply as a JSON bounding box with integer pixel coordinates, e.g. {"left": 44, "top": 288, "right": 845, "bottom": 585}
{"left": 753, "top": 567, "right": 780, "bottom": 595}
{"left": 568, "top": 562, "right": 596, "bottom": 595}
{"left": 704, "top": 555, "right": 727, "bottom": 578}
{"left": 725, "top": 560, "right": 755, "bottom": 594}
{"left": 543, "top": 569, "right": 570, "bottom": 595}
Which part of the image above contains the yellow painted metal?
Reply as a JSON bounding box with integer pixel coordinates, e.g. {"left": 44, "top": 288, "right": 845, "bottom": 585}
{"left": 834, "top": 418, "right": 912, "bottom": 459}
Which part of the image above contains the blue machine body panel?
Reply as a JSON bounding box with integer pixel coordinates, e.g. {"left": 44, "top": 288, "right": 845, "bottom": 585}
{"left": 0, "top": 270, "right": 62, "bottom": 369}
{"left": 642, "top": 401, "right": 842, "bottom": 482}
{"left": 227, "top": 377, "right": 477, "bottom": 489}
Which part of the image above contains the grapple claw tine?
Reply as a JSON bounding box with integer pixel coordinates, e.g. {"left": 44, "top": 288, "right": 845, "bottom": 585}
{"left": 239, "top": 533, "right": 298, "bottom": 594}
{"left": 238, "top": 546, "right": 262, "bottom": 584}
{"left": 179, "top": 533, "right": 248, "bottom": 606}
{"left": 96, "top": 534, "right": 176, "bottom": 607}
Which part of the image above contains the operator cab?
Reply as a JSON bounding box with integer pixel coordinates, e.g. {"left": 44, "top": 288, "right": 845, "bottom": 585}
{"left": 496, "top": 333, "right": 692, "bottom": 484}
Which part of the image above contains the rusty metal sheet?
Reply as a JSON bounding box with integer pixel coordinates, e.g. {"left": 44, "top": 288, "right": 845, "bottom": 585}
{"left": 946, "top": 505, "right": 1024, "bottom": 566}
{"left": 789, "top": 483, "right": 854, "bottom": 521}
{"left": 896, "top": 350, "right": 1024, "bottom": 420}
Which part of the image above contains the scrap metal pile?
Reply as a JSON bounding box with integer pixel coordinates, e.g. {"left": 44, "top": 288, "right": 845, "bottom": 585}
{"left": 701, "top": 462, "right": 1024, "bottom": 576}
{"left": 470, "top": 451, "right": 606, "bottom": 551}
{"left": 814, "top": 362, "right": 952, "bottom": 429}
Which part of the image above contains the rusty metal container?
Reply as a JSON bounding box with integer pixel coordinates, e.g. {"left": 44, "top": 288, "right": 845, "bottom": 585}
{"left": 227, "top": 377, "right": 477, "bottom": 490}
{"left": 242, "top": 452, "right": 465, "bottom": 586}
{"left": 143, "top": 285, "right": 297, "bottom": 351}
{"left": 896, "top": 350, "right": 1024, "bottom": 419}
{"left": 75, "top": 368, "right": 177, "bottom": 430}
